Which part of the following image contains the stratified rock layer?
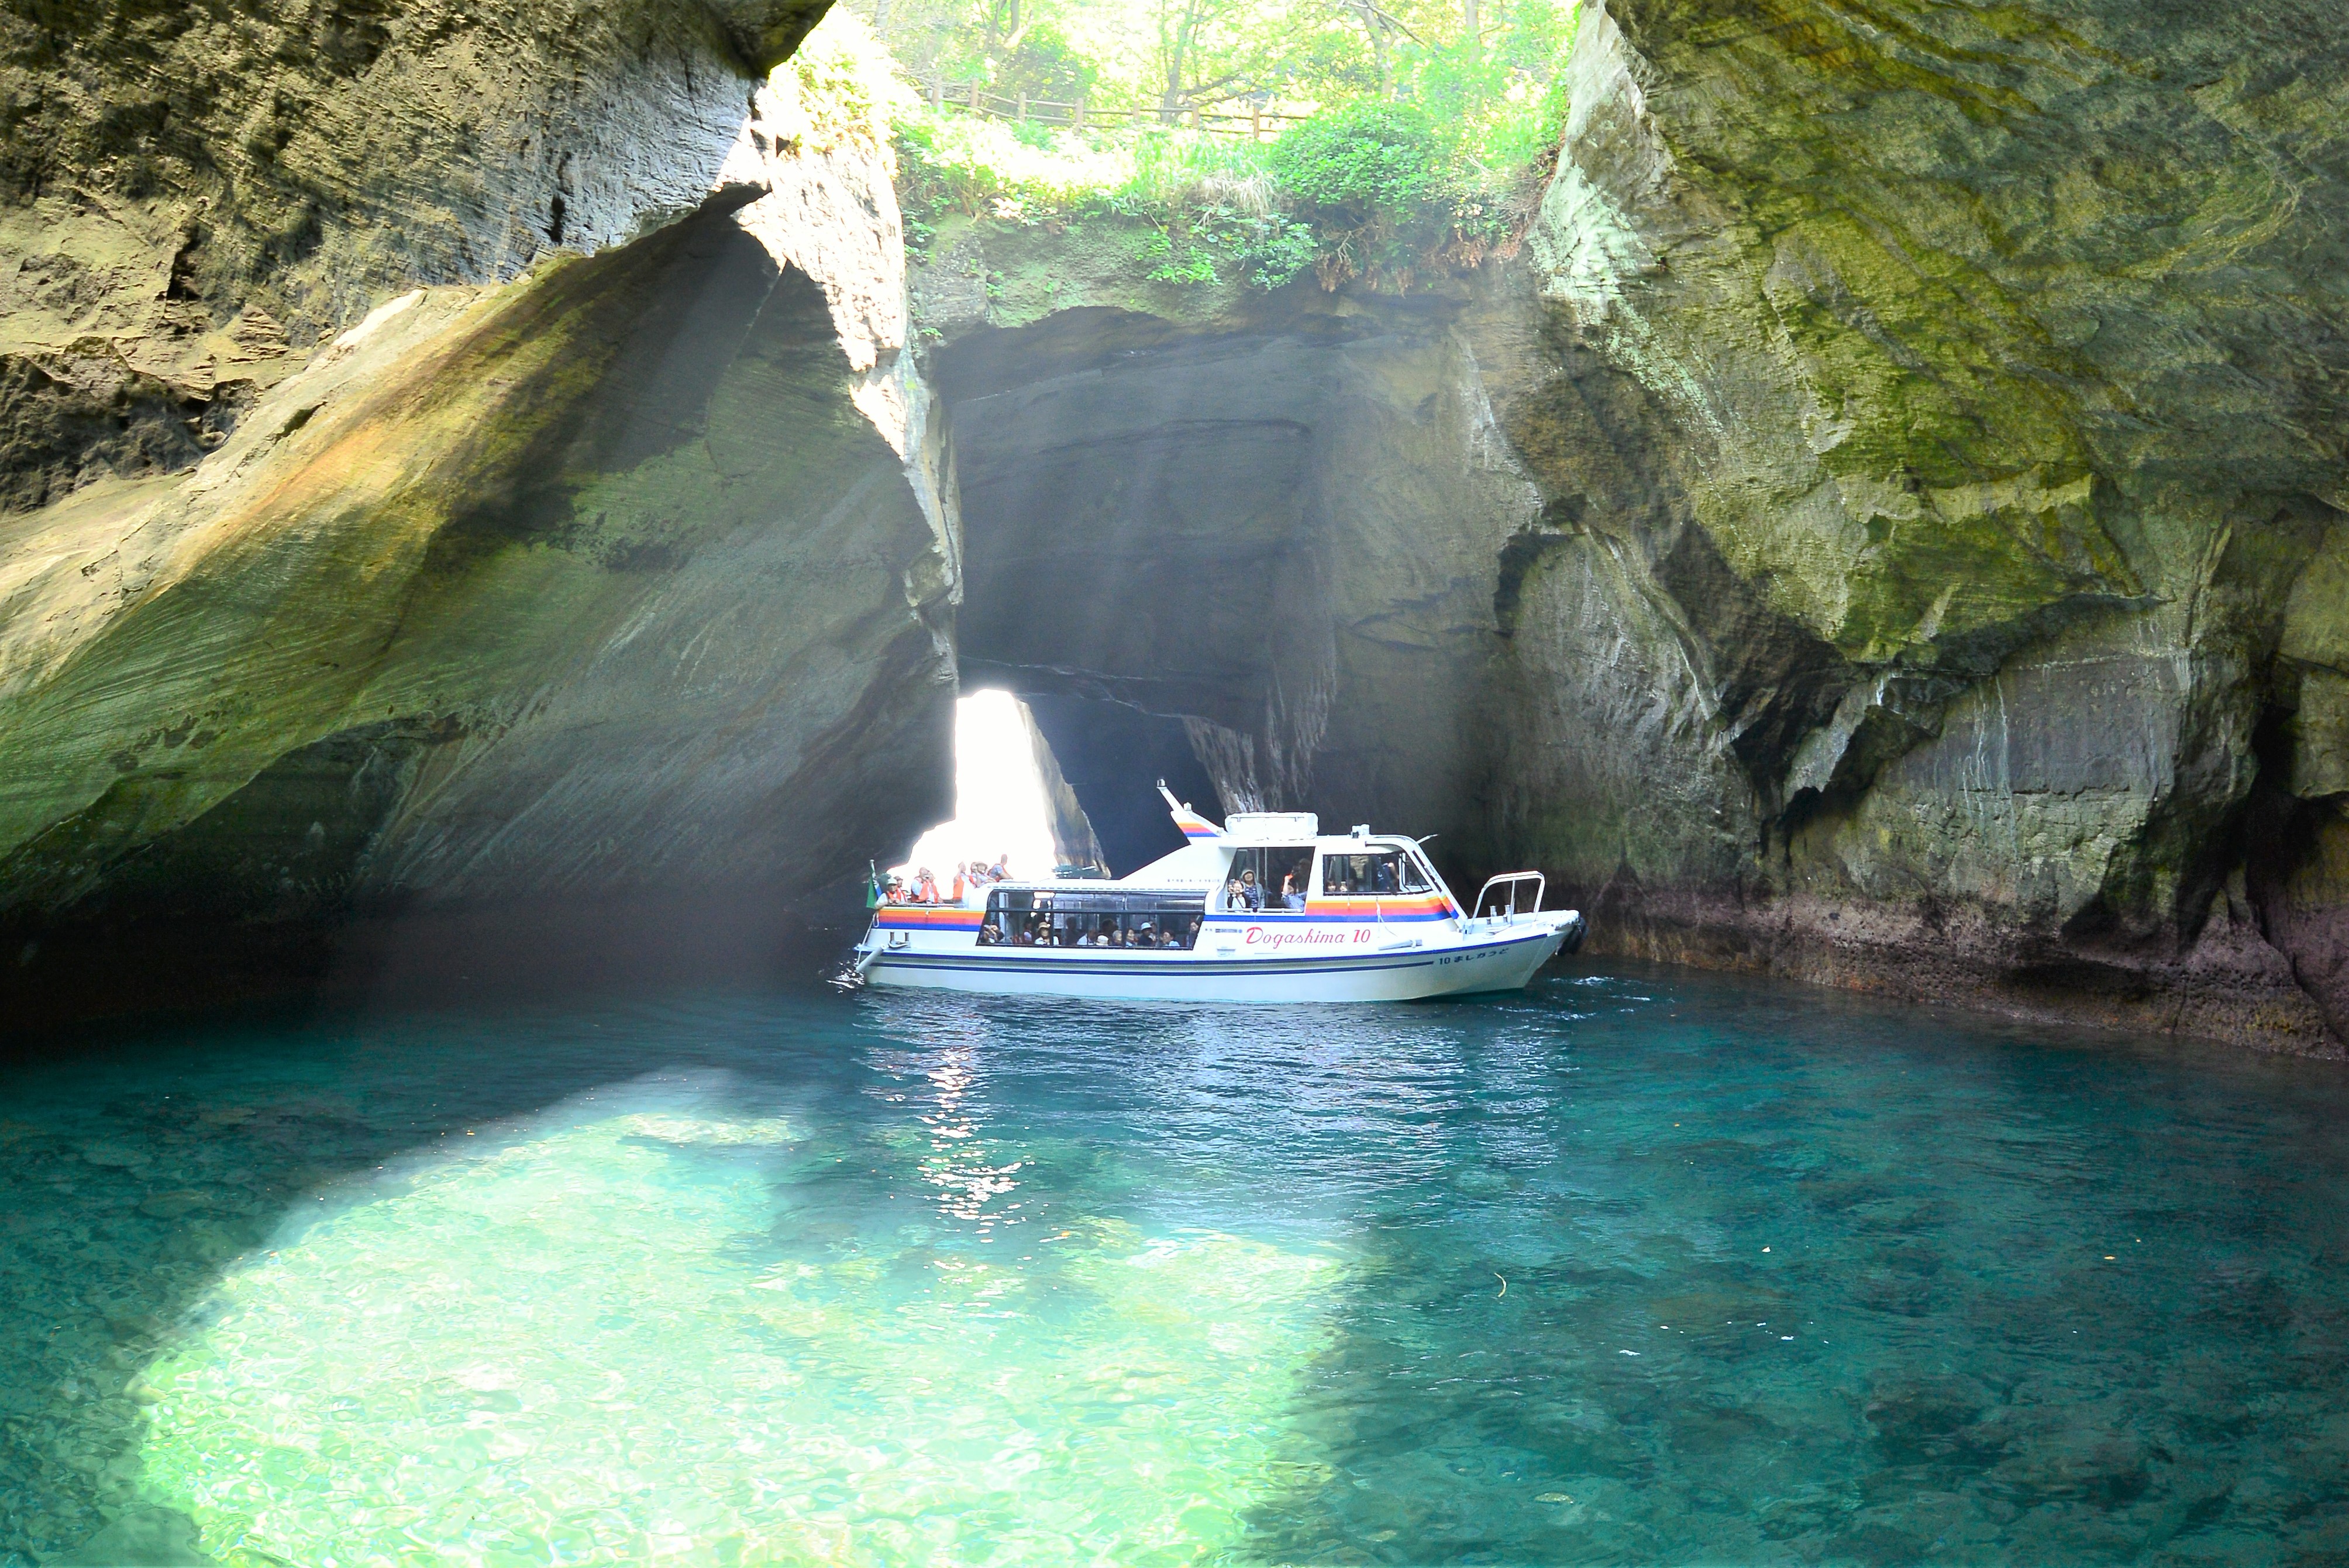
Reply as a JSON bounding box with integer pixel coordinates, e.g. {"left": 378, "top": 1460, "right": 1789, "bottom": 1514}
{"left": 0, "top": 17, "right": 957, "bottom": 1019}
{"left": 1484, "top": 0, "right": 2349, "bottom": 1049}
{"left": 3, "top": 0, "right": 2345, "bottom": 1053}
{"left": 920, "top": 232, "right": 1538, "bottom": 858}
{"left": 0, "top": 0, "right": 835, "bottom": 516}
{"left": 910, "top": 0, "right": 2349, "bottom": 1052}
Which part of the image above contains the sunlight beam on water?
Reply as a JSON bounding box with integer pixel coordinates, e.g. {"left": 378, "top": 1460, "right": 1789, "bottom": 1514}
{"left": 130, "top": 1076, "right": 1342, "bottom": 1566}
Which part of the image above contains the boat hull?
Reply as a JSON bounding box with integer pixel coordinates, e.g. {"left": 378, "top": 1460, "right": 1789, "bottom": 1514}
{"left": 860, "top": 918, "right": 1578, "bottom": 1002}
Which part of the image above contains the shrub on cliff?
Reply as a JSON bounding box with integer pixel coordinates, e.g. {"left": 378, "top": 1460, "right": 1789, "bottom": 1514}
{"left": 1266, "top": 98, "right": 1530, "bottom": 290}
{"left": 777, "top": 11, "right": 915, "bottom": 153}
{"left": 1268, "top": 101, "right": 1437, "bottom": 212}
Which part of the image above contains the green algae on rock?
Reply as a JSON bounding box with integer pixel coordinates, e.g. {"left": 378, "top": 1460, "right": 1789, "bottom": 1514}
{"left": 2, "top": 0, "right": 2347, "bottom": 1052}
{"left": 0, "top": 39, "right": 959, "bottom": 1021}
{"left": 1473, "top": 0, "right": 2349, "bottom": 1049}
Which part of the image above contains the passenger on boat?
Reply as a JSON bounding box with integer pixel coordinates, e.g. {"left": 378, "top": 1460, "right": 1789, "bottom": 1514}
{"left": 914, "top": 867, "right": 939, "bottom": 904}
{"left": 989, "top": 854, "right": 1010, "bottom": 882}
{"left": 1239, "top": 869, "right": 1265, "bottom": 911}
{"left": 1280, "top": 865, "right": 1308, "bottom": 910}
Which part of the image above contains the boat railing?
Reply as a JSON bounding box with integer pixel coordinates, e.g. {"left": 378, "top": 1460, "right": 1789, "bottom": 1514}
{"left": 1472, "top": 871, "right": 1546, "bottom": 923}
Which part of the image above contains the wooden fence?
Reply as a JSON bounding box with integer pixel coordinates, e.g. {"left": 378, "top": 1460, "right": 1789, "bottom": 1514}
{"left": 909, "top": 74, "right": 1310, "bottom": 139}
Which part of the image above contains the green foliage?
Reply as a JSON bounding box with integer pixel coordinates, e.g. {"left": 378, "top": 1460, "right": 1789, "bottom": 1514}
{"left": 997, "top": 22, "right": 1098, "bottom": 104}
{"left": 1143, "top": 233, "right": 1221, "bottom": 284}
{"left": 1259, "top": 91, "right": 1531, "bottom": 288}
{"left": 1132, "top": 206, "right": 1320, "bottom": 290}
{"left": 780, "top": 9, "right": 913, "bottom": 152}
{"left": 863, "top": 0, "right": 1586, "bottom": 290}
{"left": 1220, "top": 209, "right": 1321, "bottom": 289}
{"left": 1268, "top": 100, "right": 1435, "bottom": 210}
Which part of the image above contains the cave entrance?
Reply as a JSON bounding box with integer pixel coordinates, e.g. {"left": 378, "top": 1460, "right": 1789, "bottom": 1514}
{"left": 893, "top": 690, "right": 1111, "bottom": 885}
{"left": 1000, "top": 690, "right": 1226, "bottom": 876}
{"left": 935, "top": 311, "right": 1337, "bottom": 874}
{"left": 930, "top": 300, "right": 1515, "bottom": 883}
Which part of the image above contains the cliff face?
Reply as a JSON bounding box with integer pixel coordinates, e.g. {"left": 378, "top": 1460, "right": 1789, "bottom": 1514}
{"left": 1474, "top": 0, "right": 2349, "bottom": 1049}
{"left": 916, "top": 219, "right": 1539, "bottom": 859}
{"left": 0, "top": 5, "right": 956, "bottom": 1014}
{"left": 906, "top": 0, "right": 2349, "bottom": 1052}
{"left": 0, "top": 0, "right": 831, "bottom": 515}
{"left": 2, "top": 0, "right": 2344, "bottom": 1051}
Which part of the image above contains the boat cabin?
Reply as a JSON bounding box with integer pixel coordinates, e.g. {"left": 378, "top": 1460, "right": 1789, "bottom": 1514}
{"left": 964, "top": 799, "right": 1458, "bottom": 949}
{"left": 856, "top": 783, "right": 1583, "bottom": 1000}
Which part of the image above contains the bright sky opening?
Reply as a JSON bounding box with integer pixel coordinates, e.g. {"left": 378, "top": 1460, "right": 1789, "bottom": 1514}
{"left": 891, "top": 690, "right": 1061, "bottom": 882}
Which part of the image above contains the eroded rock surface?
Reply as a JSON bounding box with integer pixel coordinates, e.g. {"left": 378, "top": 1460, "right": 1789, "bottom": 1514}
{"left": 0, "top": 11, "right": 955, "bottom": 1020}
{"left": 1482, "top": 0, "right": 2349, "bottom": 1049}
{"left": 4, "top": 0, "right": 2345, "bottom": 1052}
{"left": 919, "top": 221, "right": 1543, "bottom": 863}
{"left": 0, "top": 0, "right": 830, "bottom": 514}
{"left": 908, "top": 0, "right": 2349, "bottom": 1052}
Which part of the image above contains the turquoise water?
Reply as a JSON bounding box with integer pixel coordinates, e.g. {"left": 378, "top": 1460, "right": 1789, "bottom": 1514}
{"left": 5, "top": 967, "right": 2348, "bottom": 1566}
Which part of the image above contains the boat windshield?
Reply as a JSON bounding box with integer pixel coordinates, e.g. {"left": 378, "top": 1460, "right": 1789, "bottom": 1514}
{"left": 978, "top": 889, "right": 1206, "bottom": 949}
{"left": 1321, "top": 848, "right": 1435, "bottom": 896}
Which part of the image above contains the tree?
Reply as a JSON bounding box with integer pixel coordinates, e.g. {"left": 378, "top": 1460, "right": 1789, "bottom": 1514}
{"left": 1150, "top": 0, "right": 1248, "bottom": 122}
{"left": 980, "top": 0, "right": 1020, "bottom": 53}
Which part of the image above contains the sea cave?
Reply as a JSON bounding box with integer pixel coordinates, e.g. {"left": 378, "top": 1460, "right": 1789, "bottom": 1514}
{"left": 3, "top": 0, "right": 2348, "bottom": 1560}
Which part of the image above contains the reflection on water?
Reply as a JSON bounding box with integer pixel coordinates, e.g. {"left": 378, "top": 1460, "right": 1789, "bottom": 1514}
{"left": 5, "top": 969, "right": 2349, "bottom": 1564}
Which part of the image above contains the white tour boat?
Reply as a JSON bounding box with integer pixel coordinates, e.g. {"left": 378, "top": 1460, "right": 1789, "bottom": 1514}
{"left": 852, "top": 786, "right": 1584, "bottom": 1002}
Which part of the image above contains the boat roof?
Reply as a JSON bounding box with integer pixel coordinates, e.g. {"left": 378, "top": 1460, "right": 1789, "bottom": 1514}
{"left": 979, "top": 787, "right": 1431, "bottom": 892}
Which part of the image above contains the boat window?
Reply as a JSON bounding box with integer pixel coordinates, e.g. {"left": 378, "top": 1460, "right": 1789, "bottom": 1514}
{"left": 977, "top": 890, "right": 1204, "bottom": 949}
{"left": 1321, "top": 849, "right": 1420, "bottom": 896}
{"left": 1220, "top": 846, "right": 1314, "bottom": 912}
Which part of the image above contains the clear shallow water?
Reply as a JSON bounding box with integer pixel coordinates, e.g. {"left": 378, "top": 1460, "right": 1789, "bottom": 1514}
{"left": 5, "top": 968, "right": 2348, "bottom": 1567}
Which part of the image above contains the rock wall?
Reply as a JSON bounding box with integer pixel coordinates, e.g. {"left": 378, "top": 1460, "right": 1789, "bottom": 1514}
{"left": 918, "top": 218, "right": 1541, "bottom": 860}
{"left": 1013, "top": 698, "right": 1110, "bottom": 874}
{"left": 0, "top": 0, "right": 833, "bottom": 516}
{"left": 1475, "top": 0, "right": 2349, "bottom": 1050}
{"left": 906, "top": 0, "right": 2349, "bottom": 1053}
{"left": 3, "top": 0, "right": 2344, "bottom": 1053}
{"left": 0, "top": 6, "right": 959, "bottom": 1022}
